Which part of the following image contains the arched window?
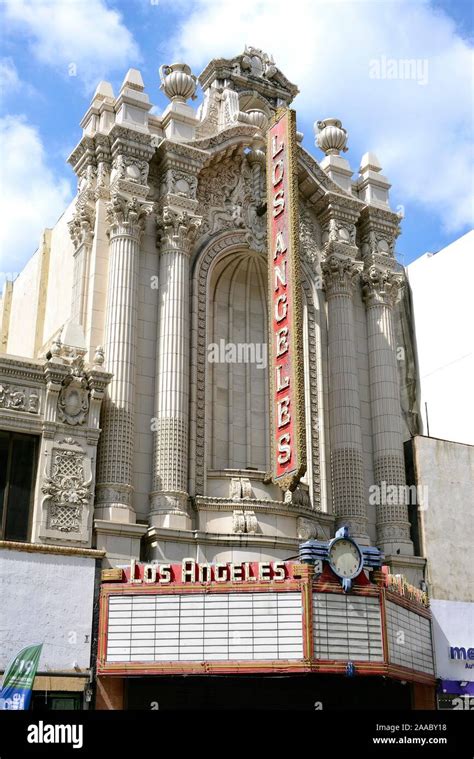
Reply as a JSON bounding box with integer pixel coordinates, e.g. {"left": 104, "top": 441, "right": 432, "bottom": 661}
{"left": 208, "top": 252, "right": 269, "bottom": 471}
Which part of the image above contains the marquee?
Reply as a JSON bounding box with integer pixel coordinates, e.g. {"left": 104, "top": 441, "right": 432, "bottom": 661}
{"left": 98, "top": 560, "right": 435, "bottom": 683}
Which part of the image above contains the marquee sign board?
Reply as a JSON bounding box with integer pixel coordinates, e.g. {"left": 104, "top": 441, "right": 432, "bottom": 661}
{"left": 97, "top": 560, "right": 435, "bottom": 683}
{"left": 267, "top": 108, "right": 306, "bottom": 491}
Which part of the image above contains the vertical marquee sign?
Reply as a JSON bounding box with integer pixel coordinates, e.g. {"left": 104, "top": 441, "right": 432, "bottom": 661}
{"left": 267, "top": 108, "right": 306, "bottom": 491}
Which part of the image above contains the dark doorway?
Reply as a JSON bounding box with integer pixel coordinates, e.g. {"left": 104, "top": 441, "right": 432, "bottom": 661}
{"left": 126, "top": 674, "right": 411, "bottom": 710}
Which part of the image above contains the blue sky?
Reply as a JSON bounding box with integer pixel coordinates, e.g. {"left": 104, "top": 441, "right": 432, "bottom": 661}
{"left": 0, "top": 0, "right": 472, "bottom": 286}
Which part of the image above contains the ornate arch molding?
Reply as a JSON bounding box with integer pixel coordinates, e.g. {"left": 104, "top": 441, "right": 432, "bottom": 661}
{"left": 190, "top": 230, "right": 263, "bottom": 496}
{"left": 189, "top": 228, "right": 324, "bottom": 510}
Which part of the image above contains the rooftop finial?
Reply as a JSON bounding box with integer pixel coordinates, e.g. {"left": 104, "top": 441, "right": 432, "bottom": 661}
{"left": 159, "top": 63, "right": 197, "bottom": 104}
{"left": 315, "top": 118, "right": 348, "bottom": 156}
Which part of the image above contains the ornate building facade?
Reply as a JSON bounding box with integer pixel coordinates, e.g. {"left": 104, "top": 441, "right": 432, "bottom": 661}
{"left": 0, "top": 48, "right": 431, "bottom": 709}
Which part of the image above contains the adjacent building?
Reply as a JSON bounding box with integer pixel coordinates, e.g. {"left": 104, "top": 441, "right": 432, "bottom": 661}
{"left": 405, "top": 235, "right": 474, "bottom": 709}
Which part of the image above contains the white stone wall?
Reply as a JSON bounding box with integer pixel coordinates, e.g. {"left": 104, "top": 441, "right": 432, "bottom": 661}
{"left": 407, "top": 231, "right": 474, "bottom": 446}
{"left": 0, "top": 549, "right": 96, "bottom": 672}
{"left": 415, "top": 436, "right": 474, "bottom": 602}
{"left": 7, "top": 249, "right": 41, "bottom": 358}
{"left": 41, "top": 200, "right": 76, "bottom": 349}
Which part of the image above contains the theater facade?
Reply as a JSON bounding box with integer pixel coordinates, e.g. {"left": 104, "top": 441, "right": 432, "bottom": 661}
{"left": 0, "top": 47, "right": 434, "bottom": 709}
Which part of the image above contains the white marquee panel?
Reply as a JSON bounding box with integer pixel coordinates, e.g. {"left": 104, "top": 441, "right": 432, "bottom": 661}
{"left": 106, "top": 592, "right": 303, "bottom": 663}
{"left": 313, "top": 593, "right": 384, "bottom": 661}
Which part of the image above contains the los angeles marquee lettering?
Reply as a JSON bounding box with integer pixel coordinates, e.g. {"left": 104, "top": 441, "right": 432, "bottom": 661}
{"left": 267, "top": 109, "right": 305, "bottom": 488}
{"left": 128, "top": 558, "right": 287, "bottom": 584}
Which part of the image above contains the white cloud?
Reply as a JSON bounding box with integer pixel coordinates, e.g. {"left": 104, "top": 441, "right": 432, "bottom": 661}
{"left": 3, "top": 0, "right": 141, "bottom": 91}
{"left": 0, "top": 56, "right": 38, "bottom": 102}
{"left": 165, "top": 0, "right": 473, "bottom": 233}
{"left": 0, "top": 115, "right": 72, "bottom": 279}
{"left": 0, "top": 58, "right": 21, "bottom": 96}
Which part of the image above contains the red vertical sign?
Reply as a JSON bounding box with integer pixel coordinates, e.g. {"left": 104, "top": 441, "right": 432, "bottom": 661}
{"left": 267, "top": 109, "right": 306, "bottom": 491}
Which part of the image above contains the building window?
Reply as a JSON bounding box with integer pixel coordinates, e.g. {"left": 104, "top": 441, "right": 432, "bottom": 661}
{"left": 208, "top": 252, "right": 269, "bottom": 471}
{"left": 0, "top": 431, "right": 38, "bottom": 542}
{"left": 31, "top": 692, "right": 82, "bottom": 711}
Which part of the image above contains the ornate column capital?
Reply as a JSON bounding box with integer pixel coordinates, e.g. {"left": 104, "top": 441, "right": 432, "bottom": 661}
{"left": 361, "top": 265, "right": 404, "bottom": 308}
{"left": 68, "top": 202, "right": 95, "bottom": 251}
{"left": 106, "top": 194, "right": 152, "bottom": 242}
{"left": 322, "top": 253, "right": 363, "bottom": 298}
{"left": 157, "top": 207, "right": 202, "bottom": 254}
{"left": 358, "top": 206, "right": 400, "bottom": 261}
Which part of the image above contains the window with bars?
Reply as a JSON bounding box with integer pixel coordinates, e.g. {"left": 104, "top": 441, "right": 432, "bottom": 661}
{"left": 0, "top": 431, "right": 38, "bottom": 542}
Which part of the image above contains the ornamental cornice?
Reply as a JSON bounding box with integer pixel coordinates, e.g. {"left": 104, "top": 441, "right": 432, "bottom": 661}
{"left": 108, "top": 124, "right": 155, "bottom": 157}
{"left": 0, "top": 412, "right": 44, "bottom": 434}
{"left": 43, "top": 361, "right": 71, "bottom": 387}
{"left": 106, "top": 194, "right": 153, "bottom": 241}
{"left": 358, "top": 206, "right": 400, "bottom": 260}
{"left": 298, "top": 146, "right": 355, "bottom": 197}
{"left": 0, "top": 357, "right": 46, "bottom": 383}
{"left": 361, "top": 265, "right": 404, "bottom": 308}
{"left": 359, "top": 204, "right": 401, "bottom": 228}
{"left": 321, "top": 253, "right": 363, "bottom": 296}
{"left": 67, "top": 136, "right": 96, "bottom": 176}
{"left": 189, "top": 124, "right": 258, "bottom": 153}
{"left": 193, "top": 495, "right": 322, "bottom": 520}
{"left": 317, "top": 194, "right": 363, "bottom": 224}
{"left": 198, "top": 54, "right": 299, "bottom": 101}
{"left": 157, "top": 207, "right": 202, "bottom": 253}
{"left": 86, "top": 367, "right": 113, "bottom": 393}
{"left": 156, "top": 139, "right": 209, "bottom": 172}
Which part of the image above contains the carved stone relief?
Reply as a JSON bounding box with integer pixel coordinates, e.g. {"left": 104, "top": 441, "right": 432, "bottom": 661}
{"left": 57, "top": 375, "right": 89, "bottom": 426}
{"left": 42, "top": 447, "right": 92, "bottom": 534}
{"left": 0, "top": 384, "right": 40, "bottom": 413}
{"left": 197, "top": 153, "right": 266, "bottom": 251}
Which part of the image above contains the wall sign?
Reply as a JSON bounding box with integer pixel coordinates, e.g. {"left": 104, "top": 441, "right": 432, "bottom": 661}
{"left": 122, "top": 559, "right": 288, "bottom": 585}
{"left": 267, "top": 108, "right": 306, "bottom": 492}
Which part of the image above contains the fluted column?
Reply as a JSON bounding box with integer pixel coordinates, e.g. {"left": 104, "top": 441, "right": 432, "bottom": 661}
{"left": 150, "top": 208, "right": 201, "bottom": 529}
{"left": 95, "top": 195, "right": 150, "bottom": 521}
{"left": 322, "top": 253, "right": 369, "bottom": 541}
{"left": 362, "top": 264, "right": 414, "bottom": 555}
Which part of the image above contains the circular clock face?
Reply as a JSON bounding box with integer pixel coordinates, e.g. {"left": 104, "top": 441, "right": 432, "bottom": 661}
{"left": 328, "top": 538, "right": 362, "bottom": 580}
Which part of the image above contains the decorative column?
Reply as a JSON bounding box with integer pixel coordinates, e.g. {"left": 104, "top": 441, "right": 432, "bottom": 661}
{"left": 322, "top": 252, "right": 369, "bottom": 542}
{"left": 360, "top": 213, "right": 414, "bottom": 556}
{"left": 95, "top": 194, "right": 151, "bottom": 521}
{"left": 150, "top": 208, "right": 201, "bottom": 529}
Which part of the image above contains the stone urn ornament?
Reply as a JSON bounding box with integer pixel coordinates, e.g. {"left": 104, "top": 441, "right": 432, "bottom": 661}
{"left": 243, "top": 109, "right": 268, "bottom": 131}
{"left": 315, "top": 118, "right": 348, "bottom": 156}
{"left": 159, "top": 63, "right": 198, "bottom": 103}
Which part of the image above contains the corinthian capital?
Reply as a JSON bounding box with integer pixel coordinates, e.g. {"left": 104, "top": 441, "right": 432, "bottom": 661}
{"left": 361, "top": 265, "right": 404, "bottom": 308}
{"left": 106, "top": 194, "right": 152, "bottom": 241}
{"left": 322, "top": 253, "right": 363, "bottom": 297}
{"left": 157, "top": 207, "right": 202, "bottom": 254}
